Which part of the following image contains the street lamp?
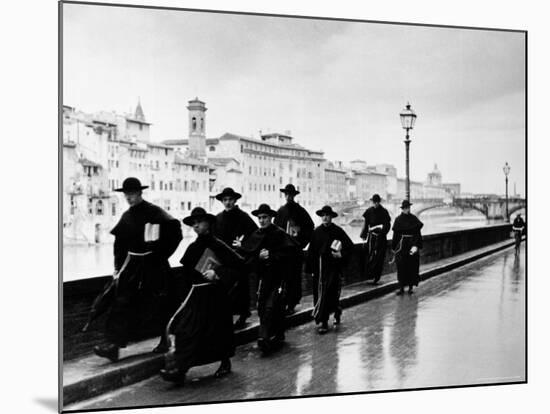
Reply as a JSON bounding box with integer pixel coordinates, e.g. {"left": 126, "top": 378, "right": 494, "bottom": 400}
{"left": 399, "top": 102, "right": 417, "bottom": 201}
{"left": 503, "top": 162, "right": 511, "bottom": 221}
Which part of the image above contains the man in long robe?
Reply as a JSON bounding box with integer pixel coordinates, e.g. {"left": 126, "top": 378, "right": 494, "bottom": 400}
{"left": 306, "top": 206, "right": 354, "bottom": 334}
{"left": 213, "top": 187, "right": 258, "bottom": 329}
{"left": 359, "top": 194, "right": 391, "bottom": 284}
{"left": 238, "top": 204, "right": 295, "bottom": 354}
{"left": 391, "top": 200, "right": 423, "bottom": 295}
{"left": 160, "top": 207, "right": 245, "bottom": 384}
{"left": 274, "top": 184, "right": 314, "bottom": 314}
{"left": 93, "top": 177, "right": 183, "bottom": 362}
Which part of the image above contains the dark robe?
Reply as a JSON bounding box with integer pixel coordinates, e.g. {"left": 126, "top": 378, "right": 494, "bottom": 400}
{"left": 239, "top": 224, "right": 295, "bottom": 344}
{"left": 391, "top": 213, "right": 423, "bottom": 288}
{"left": 167, "top": 234, "right": 245, "bottom": 370}
{"left": 305, "top": 223, "right": 354, "bottom": 324}
{"left": 512, "top": 216, "right": 525, "bottom": 231}
{"left": 106, "top": 200, "right": 182, "bottom": 346}
{"left": 274, "top": 200, "right": 314, "bottom": 308}
{"left": 214, "top": 206, "right": 258, "bottom": 317}
{"left": 359, "top": 205, "right": 391, "bottom": 282}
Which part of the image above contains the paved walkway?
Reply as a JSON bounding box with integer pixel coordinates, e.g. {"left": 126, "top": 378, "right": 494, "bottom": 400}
{"left": 67, "top": 244, "right": 525, "bottom": 411}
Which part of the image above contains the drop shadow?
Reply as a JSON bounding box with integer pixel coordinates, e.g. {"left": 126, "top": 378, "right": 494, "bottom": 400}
{"left": 34, "top": 397, "right": 58, "bottom": 412}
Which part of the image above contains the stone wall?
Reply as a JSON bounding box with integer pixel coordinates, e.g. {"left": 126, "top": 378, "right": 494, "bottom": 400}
{"left": 63, "top": 223, "right": 513, "bottom": 361}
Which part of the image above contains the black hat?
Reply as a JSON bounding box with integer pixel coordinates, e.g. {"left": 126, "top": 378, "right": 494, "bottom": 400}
{"left": 370, "top": 194, "right": 382, "bottom": 202}
{"left": 182, "top": 207, "right": 216, "bottom": 226}
{"left": 215, "top": 187, "right": 242, "bottom": 201}
{"left": 280, "top": 184, "right": 300, "bottom": 196}
{"left": 316, "top": 205, "right": 338, "bottom": 218}
{"left": 114, "top": 177, "right": 148, "bottom": 193}
{"left": 400, "top": 200, "right": 413, "bottom": 209}
{"left": 251, "top": 203, "right": 277, "bottom": 217}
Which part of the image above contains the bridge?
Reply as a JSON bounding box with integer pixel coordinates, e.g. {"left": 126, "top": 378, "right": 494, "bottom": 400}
{"left": 336, "top": 196, "right": 526, "bottom": 224}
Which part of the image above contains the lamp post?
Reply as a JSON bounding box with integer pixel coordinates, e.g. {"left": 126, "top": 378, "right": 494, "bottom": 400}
{"left": 399, "top": 103, "right": 417, "bottom": 201}
{"left": 503, "top": 162, "right": 511, "bottom": 221}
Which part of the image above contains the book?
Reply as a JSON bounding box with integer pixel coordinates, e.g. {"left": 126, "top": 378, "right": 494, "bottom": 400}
{"left": 194, "top": 248, "right": 221, "bottom": 274}
{"left": 144, "top": 223, "right": 160, "bottom": 242}
{"left": 330, "top": 240, "right": 342, "bottom": 252}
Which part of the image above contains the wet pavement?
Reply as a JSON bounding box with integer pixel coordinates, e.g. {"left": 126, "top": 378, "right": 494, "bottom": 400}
{"left": 69, "top": 245, "right": 525, "bottom": 410}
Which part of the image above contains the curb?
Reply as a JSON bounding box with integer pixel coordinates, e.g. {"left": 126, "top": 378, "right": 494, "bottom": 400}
{"left": 64, "top": 240, "right": 516, "bottom": 407}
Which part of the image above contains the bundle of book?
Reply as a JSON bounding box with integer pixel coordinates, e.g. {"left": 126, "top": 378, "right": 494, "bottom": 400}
{"left": 144, "top": 223, "right": 160, "bottom": 242}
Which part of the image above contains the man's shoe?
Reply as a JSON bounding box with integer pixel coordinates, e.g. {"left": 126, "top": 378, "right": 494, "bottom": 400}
{"left": 317, "top": 322, "right": 329, "bottom": 334}
{"left": 408, "top": 288, "right": 414, "bottom": 295}
{"left": 396, "top": 289, "right": 405, "bottom": 296}
{"left": 257, "top": 338, "right": 270, "bottom": 354}
{"left": 214, "top": 359, "right": 232, "bottom": 378}
{"left": 334, "top": 312, "right": 341, "bottom": 325}
{"left": 93, "top": 344, "right": 119, "bottom": 362}
{"left": 234, "top": 316, "right": 247, "bottom": 330}
{"left": 160, "top": 368, "right": 186, "bottom": 384}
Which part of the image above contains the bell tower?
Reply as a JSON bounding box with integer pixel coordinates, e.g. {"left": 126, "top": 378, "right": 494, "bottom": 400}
{"left": 187, "top": 97, "right": 207, "bottom": 158}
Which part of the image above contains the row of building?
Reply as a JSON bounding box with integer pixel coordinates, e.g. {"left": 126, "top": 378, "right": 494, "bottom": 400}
{"left": 62, "top": 98, "right": 460, "bottom": 243}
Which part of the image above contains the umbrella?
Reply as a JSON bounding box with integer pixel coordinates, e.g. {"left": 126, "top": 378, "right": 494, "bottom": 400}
{"left": 81, "top": 277, "right": 118, "bottom": 332}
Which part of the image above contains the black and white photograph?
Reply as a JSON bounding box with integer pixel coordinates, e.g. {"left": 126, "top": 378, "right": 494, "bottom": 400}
{"left": 58, "top": 1, "right": 527, "bottom": 412}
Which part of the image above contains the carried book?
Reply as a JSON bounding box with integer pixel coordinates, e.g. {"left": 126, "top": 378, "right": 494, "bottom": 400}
{"left": 194, "top": 248, "right": 221, "bottom": 274}
{"left": 330, "top": 240, "right": 342, "bottom": 252}
{"left": 144, "top": 223, "right": 160, "bottom": 242}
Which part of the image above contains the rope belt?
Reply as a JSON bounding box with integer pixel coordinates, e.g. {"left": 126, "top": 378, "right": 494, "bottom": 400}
{"left": 389, "top": 235, "right": 414, "bottom": 264}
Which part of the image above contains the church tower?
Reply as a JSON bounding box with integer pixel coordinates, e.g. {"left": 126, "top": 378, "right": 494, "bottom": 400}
{"left": 427, "top": 163, "right": 442, "bottom": 186}
{"left": 187, "top": 97, "right": 207, "bottom": 158}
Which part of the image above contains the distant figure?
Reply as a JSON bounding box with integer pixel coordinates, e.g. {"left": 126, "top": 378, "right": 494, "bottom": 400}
{"left": 240, "top": 204, "right": 295, "bottom": 354}
{"left": 160, "top": 207, "right": 245, "bottom": 384}
{"left": 213, "top": 187, "right": 258, "bottom": 329}
{"left": 274, "top": 184, "right": 314, "bottom": 315}
{"left": 306, "top": 206, "right": 354, "bottom": 334}
{"left": 359, "top": 194, "right": 391, "bottom": 284}
{"left": 391, "top": 200, "right": 423, "bottom": 296}
{"left": 512, "top": 213, "right": 525, "bottom": 253}
{"left": 93, "top": 177, "right": 183, "bottom": 362}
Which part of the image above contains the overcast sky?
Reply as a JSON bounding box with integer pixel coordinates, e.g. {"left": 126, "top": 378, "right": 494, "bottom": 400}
{"left": 63, "top": 3, "right": 526, "bottom": 196}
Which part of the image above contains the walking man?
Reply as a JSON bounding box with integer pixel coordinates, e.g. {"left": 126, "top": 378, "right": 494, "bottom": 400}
{"left": 160, "top": 207, "right": 245, "bottom": 384}
{"left": 239, "top": 204, "right": 295, "bottom": 354}
{"left": 94, "top": 177, "right": 183, "bottom": 362}
{"left": 213, "top": 187, "right": 258, "bottom": 329}
{"left": 306, "top": 206, "right": 354, "bottom": 334}
{"left": 274, "top": 184, "right": 314, "bottom": 314}
{"left": 359, "top": 194, "right": 391, "bottom": 284}
{"left": 391, "top": 200, "right": 423, "bottom": 295}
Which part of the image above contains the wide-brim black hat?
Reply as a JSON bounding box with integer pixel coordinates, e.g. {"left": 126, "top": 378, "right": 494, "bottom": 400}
{"left": 370, "top": 194, "right": 382, "bottom": 202}
{"left": 215, "top": 187, "right": 242, "bottom": 201}
{"left": 400, "top": 200, "right": 413, "bottom": 209}
{"left": 183, "top": 207, "right": 216, "bottom": 226}
{"left": 280, "top": 184, "right": 300, "bottom": 196}
{"left": 114, "top": 177, "right": 149, "bottom": 193}
{"left": 251, "top": 203, "right": 277, "bottom": 217}
{"left": 316, "top": 205, "right": 338, "bottom": 218}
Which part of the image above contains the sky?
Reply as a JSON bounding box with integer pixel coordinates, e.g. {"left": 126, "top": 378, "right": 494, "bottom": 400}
{"left": 62, "top": 3, "right": 526, "bottom": 196}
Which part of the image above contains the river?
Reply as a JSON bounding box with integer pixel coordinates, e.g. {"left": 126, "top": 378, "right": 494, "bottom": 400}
{"left": 62, "top": 207, "right": 505, "bottom": 282}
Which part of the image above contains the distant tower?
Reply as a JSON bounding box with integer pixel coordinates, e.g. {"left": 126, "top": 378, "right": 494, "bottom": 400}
{"left": 187, "top": 97, "right": 207, "bottom": 158}
{"left": 135, "top": 97, "right": 146, "bottom": 122}
{"left": 427, "top": 163, "right": 442, "bottom": 186}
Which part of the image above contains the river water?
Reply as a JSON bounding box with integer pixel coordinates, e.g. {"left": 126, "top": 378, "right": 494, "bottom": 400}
{"left": 62, "top": 207, "right": 504, "bottom": 282}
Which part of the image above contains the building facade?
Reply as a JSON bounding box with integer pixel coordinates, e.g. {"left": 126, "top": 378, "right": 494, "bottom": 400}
{"left": 62, "top": 102, "right": 210, "bottom": 244}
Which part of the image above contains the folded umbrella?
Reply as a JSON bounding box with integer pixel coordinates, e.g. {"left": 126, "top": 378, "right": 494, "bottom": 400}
{"left": 81, "top": 277, "right": 118, "bottom": 332}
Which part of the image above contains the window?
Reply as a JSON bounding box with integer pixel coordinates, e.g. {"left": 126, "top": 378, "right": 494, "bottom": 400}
{"left": 95, "top": 200, "right": 104, "bottom": 216}
{"left": 111, "top": 202, "right": 116, "bottom": 216}
{"left": 181, "top": 202, "right": 185, "bottom": 210}
{"left": 169, "top": 182, "right": 173, "bottom": 191}
{"left": 209, "top": 146, "right": 216, "bottom": 152}
{"left": 192, "top": 117, "right": 197, "bottom": 131}
{"left": 188, "top": 201, "right": 191, "bottom": 210}
{"left": 159, "top": 180, "right": 163, "bottom": 190}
